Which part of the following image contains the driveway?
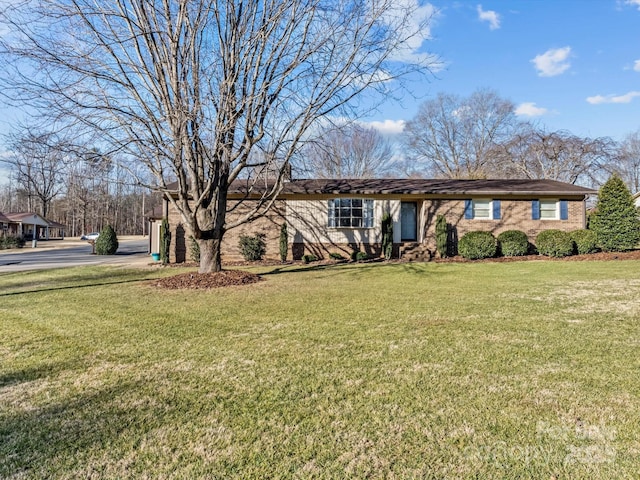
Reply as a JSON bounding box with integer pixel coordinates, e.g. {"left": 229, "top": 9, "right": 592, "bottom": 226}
{"left": 0, "top": 237, "right": 153, "bottom": 273}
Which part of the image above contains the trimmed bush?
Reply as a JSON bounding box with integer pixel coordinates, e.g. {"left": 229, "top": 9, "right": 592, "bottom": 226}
{"left": 497, "top": 230, "right": 529, "bottom": 257}
{"left": 570, "top": 229, "right": 598, "bottom": 255}
{"left": 458, "top": 231, "right": 497, "bottom": 260}
{"left": 239, "top": 233, "right": 266, "bottom": 261}
{"left": 0, "top": 235, "right": 25, "bottom": 250}
{"left": 535, "top": 229, "right": 573, "bottom": 258}
{"left": 590, "top": 174, "right": 640, "bottom": 251}
{"left": 381, "top": 212, "right": 393, "bottom": 259}
{"left": 279, "top": 223, "right": 288, "bottom": 262}
{"left": 355, "top": 251, "right": 369, "bottom": 262}
{"left": 435, "top": 214, "right": 448, "bottom": 258}
{"left": 302, "top": 254, "right": 317, "bottom": 264}
{"left": 160, "top": 218, "right": 171, "bottom": 265}
{"left": 95, "top": 225, "right": 119, "bottom": 255}
{"left": 329, "top": 252, "right": 344, "bottom": 260}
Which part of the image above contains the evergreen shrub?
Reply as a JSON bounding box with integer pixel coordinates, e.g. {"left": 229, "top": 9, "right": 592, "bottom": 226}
{"left": 458, "top": 231, "right": 496, "bottom": 260}
{"left": 189, "top": 235, "right": 200, "bottom": 263}
{"left": 0, "top": 236, "right": 25, "bottom": 250}
{"left": 590, "top": 175, "right": 640, "bottom": 251}
{"left": 239, "top": 233, "right": 266, "bottom": 261}
{"left": 435, "top": 215, "right": 448, "bottom": 258}
{"left": 570, "top": 229, "right": 598, "bottom": 255}
{"left": 95, "top": 225, "right": 119, "bottom": 255}
{"left": 535, "top": 229, "right": 573, "bottom": 258}
{"left": 497, "top": 230, "right": 529, "bottom": 257}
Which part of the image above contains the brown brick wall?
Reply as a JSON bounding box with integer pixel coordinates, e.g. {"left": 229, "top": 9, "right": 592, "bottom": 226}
{"left": 167, "top": 199, "right": 286, "bottom": 263}
{"left": 420, "top": 198, "right": 586, "bottom": 250}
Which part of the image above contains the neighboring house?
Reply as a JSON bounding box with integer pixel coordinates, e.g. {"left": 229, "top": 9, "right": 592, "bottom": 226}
{"left": 0, "top": 212, "right": 66, "bottom": 240}
{"left": 0, "top": 212, "right": 10, "bottom": 236}
{"left": 159, "top": 178, "right": 595, "bottom": 263}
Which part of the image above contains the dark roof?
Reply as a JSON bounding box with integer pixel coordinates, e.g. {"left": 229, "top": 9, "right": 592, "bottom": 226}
{"left": 0, "top": 212, "right": 10, "bottom": 223}
{"left": 168, "top": 178, "right": 595, "bottom": 197}
{"left": 252, "top": 178, "right": 594, "bottom": 196}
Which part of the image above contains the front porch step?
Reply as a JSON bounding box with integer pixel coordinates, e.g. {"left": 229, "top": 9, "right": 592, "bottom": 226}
{"left": 399, "top": 242, "right": 433, "bottom": 262}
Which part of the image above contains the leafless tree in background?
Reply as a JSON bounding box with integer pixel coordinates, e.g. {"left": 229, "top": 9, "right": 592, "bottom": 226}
{"left": 403, "top": 89, "right": 517, "bottom": 179}
{"left": 1, "top": 0, "right": 436, "bottom": 272}
{"left": 301, "top": 124, "right": 396, "bottom": 178}
{"left": 3, "top": 130, "right": 70, "bottom": 218}
{"left": 491, "top": 125, "right": 614, "bottom": 186}
{"left": 613, "top": 130, "right": 640, "bottom": 194}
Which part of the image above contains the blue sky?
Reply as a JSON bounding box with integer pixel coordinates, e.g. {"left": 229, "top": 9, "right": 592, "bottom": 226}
{"left": 366, "top": 0, "right": 640, "bottom": 141}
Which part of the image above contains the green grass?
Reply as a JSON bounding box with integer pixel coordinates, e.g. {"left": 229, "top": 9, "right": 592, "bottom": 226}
{"left": 1, "top": 261, "right": 640, "bottom": 478}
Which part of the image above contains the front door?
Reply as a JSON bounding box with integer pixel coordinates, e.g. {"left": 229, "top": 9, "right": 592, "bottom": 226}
{"left": 400, "top": 202, "right": 417, "bottom": 241}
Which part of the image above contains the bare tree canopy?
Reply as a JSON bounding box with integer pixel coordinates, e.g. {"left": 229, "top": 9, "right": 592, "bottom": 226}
{"left": 613, "top": 130, "right": 640, "bottom": 194}
{"left": 300, "top": 123, "right": 395, "bottom": 178}
{"left": 492, "top": 124, "right": 614, "bottom": 186}
{"left": 0, "top": 0, "right": 436, "bottom": 272}
{"left": 403, "top": 89, "right": 517, "bottom": 179}
{"left": 2, "top": 130, "right": 71, "bottom": 217}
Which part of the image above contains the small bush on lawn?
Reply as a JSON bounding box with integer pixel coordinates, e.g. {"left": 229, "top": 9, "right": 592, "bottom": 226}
{"left": 239, "top": 233, "right": 266, "bottom": 261}
{"left": 329, "top": 252, "right": 344, "bottom": 260}
{"left": 302, "top": 254, "right": 318, "bottom": 264}
{"left": 497, "top": 230, "right": 529, "bottom": 257}
{"left": 458, "top": 231, "right": 497, "bottom": 260}
{"left": 0, "top": 235, "right": 25, "bottom": 250}
{"left": 535, "top": 229, "right": 574, "bottom": 258}
{"left": 351, "top": 251, "right": 369, "bottom": 262}
{"left": 570, "top": 229, "right": 598, "bottom": 255}
{"left": 95, "top": 225, "right": 119, "bottom": 255}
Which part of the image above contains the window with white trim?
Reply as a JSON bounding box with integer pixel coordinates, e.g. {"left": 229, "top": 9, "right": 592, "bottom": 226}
{"left": 540, "top": 200, "right": 558, "bottom": 219}
{"left": 532, "top": 199, "right": 569, "bottom": 220}
{"left": 464, "top": 199, "right": 501, "bottom": 220}
{"left": 328, "top": 198, "right": 374, "bottom": 228}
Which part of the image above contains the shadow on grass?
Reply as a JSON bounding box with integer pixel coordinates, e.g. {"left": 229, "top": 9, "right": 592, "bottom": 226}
{"left": 260, "top": 260, "right": 432, "bottom": 277}
{"left": 0, "top": 360, "right": 81, "bottom": 388}
{"left": 0, "top": 380, "right": 154, "bottom": 478}
{"left": 0, "top": 269, "right": 159, "bottom": 297}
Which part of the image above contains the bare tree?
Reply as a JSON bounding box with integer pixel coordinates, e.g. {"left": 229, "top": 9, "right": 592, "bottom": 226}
{"left": 301, "top": 123, "right": 395, "bottom": 178}
{"left": 613, "top": 130, "right": 640, "bottom": 194}
{"left": 3, "top": 130, "right": 70, "bottom": 217}
{"left": 1, "top": 0, "right": 436, "bottom": 272}
{"left": 403, "top": 89, "right": 517, "bottom": 179}
{"left": 492, "top": 124, "right": 614, "bottom": 186}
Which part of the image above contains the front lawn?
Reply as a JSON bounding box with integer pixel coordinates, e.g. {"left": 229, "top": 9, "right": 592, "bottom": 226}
{"left": 1, "top": 261, "right": 639, "bottom": 478}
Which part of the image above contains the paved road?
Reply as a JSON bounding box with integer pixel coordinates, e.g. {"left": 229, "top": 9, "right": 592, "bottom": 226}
{"left": 0, "top": 238, "right": 151, "bottom": 273}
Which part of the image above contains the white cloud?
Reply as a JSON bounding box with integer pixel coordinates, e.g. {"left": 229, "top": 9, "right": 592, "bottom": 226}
{"left": 477, "top": 5, "right": 500, "bottom": 30}
{"left": 531, "top": 47, "right": 572, "bottom": 77}
{"left": 382, "top": 0, "right": 442, "bottom": 68}
{"left": 515, "top": 102, "right": 548, "bottom": 117}
{"left": 365, "top": 119, "right": 406, "bottom": 135}
{"left": 586, "top": 91, "right": 640, "bottom": 104}
{"left": 634, "top": 60, "right": 640, "bottom": 72}
{"left": 625, "top": 0, "right": 640, "bottom": 9}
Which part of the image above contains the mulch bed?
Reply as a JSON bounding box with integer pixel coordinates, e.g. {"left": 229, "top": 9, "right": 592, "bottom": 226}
{"left": 153, "top": 270, "right": 262, "bottom": 290}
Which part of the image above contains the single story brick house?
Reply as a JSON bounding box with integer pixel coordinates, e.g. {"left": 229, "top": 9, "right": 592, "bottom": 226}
{"left": 156, "top": 178, "right": 595, "bottom": 263}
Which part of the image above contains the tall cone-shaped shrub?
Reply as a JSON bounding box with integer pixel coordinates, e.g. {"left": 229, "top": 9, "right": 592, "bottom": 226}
{"left": 435, "top": 214, "right": 448, "bottom": 258}
{"left": 381, "top": 212, "right": 393, "bottom": 259}
{"left": 160, "top": 218, "right": 171, "bottom": 265}
{"left": 590, "top": 175, "right": 640, "bottom": 251}
{"left": 95, "top": 225, "right": 118, "bottom": 255}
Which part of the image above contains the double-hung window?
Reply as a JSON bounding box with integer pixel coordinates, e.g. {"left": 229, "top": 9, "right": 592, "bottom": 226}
{"left": 464, "top": 199, "right": 501, "bottom": 220}
{"left": 532, "top": 200, "right": 569, "bottom": 220}
{"left": 328, "top": 198, "right": 374, "bottom": 228}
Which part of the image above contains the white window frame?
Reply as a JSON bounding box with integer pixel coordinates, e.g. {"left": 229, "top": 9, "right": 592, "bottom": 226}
{"left": 473, "top": 199, "right": 492, "bottom": 219}
{"left": 540, "top": 200, "right": 559, "bottom": 220}
{"left": 328, "top": 198, "right": 374, "bottom": 228}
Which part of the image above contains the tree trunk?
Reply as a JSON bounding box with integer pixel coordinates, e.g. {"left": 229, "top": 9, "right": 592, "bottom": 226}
{"left": 198, "top": 237, "right": 222, "bottom": 273}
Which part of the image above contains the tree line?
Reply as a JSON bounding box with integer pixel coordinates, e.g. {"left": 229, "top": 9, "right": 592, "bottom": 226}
{"left": 298, "top": 89, "right": 640, "bottom": 194}
{"left": 0, "top": 129, "right": 162, "bottom": 236}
